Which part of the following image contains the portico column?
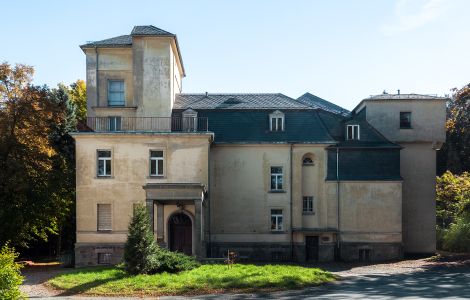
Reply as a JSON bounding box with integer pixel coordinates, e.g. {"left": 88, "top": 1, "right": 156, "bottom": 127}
{"left": 145, "top": 199, "right": 154, "bottom": 232}
{"left": 156, "top": 203, "right": 165, "bottom": 246}
{"left": 194, "top": 199, "right": 203, "bottom": 257}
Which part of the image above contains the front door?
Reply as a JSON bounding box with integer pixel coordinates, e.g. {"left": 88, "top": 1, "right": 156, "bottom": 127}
{"left": 306, "top": 236, "right": 319, "bottom": 262}
{"left": 169, "top": 213, "right": 192, "bottom": 255}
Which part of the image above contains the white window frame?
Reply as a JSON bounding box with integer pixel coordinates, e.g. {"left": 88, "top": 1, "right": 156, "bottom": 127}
{"left": 271, "top": 209, "right": 283, "bottom": 231}
{"left": 107, "top": 80, "right": 125, "bottom": 106}
{"left": 303, "top": 196, "right": 314, "bottom": 214}
{"left": 269, "top": 110, "right": 285, "bottom": 131}
{"left": 149, "top": 150, "right": 164, "bottom": 177}
{"left": 270, "top": 166, "right": 283, "bottom": 191}
{"left": 346, "top": 124, "right": 360, "bottom": 140}
{"left": 97, "top": 150, "right": 112, "bottom": 177}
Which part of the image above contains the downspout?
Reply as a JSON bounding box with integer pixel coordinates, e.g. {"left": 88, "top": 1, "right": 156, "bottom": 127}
{"left": 95, "top": 47, "right": 99, "bottom": 107}
{"left": 336, "top": 147, "right": 340, "bottom": 259}
{"left": 208, "top": 139, "right": 212, "bottom": 258}
{"left": 290, "top": 143, "right": 294, "bottom": 260}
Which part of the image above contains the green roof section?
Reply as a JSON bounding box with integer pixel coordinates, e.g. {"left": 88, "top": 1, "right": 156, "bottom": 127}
{"left": 174, "top": 109, "right": 336, "bottom": 144}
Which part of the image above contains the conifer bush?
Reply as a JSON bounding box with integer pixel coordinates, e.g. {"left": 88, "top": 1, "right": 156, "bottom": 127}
{"left": 123, "top": 204, "right": 199, "bottom": 275}
{"left": 0, "top": 245, "right": 24, "bottom": 300}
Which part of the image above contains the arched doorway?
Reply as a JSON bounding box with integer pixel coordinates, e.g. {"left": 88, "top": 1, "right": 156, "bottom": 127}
{"left": 168, "top": 212, "right": 192, "bottom": 255}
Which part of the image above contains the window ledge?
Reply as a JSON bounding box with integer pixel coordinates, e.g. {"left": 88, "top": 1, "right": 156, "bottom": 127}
{"left": 270, "top": 231, "right": 286, "bottom": 234}
{"left": 147, "top": 175, "right": 166, "bottom": 179}
{"left": 97, "top": 230, "right": 112, "bottom": 233}
{"left": 302, "top": 212, "right": 316, "bottom": 215}
{"left": 95, "top": 176, "right": 114, "bottom": 179}
{"left": 269, "top": 190, "right": 286, "bottom": 193}
{"left": 399, "top": 127, "right": 413, "bottom": 130}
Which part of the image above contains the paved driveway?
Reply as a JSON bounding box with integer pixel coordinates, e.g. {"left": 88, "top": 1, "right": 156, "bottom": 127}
{"left": 22, "top": 258, "right": 470, "bottom": 299}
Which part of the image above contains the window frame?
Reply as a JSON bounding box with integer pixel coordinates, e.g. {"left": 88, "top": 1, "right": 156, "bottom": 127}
{"left": 149, "top": 149, "right": 164, "bottom": 177}
{"left": 269, "top": 110, "right": 285, "bottom": 132}
{"left": 270, "top": 166, "right": 284, "bottom": 191}
{"left": 108, "top": 116, "right": 122, "bottom": 132}
{"left": 97, "top": 150, "right": 112, "bottom": 177}
{"left": 346, "top": 124, "right": 360, "bottom": 140}
{"left": 303, "top": 196, "right": 314, "bottom": 214}
{"left": 107, "top": 79, "right": 125, "bottom": 107}
{"left": 97, "top": 203, "right": 112, "bottom": 232}
{"left": 270, "top": 209, "right": 283, "bottom": 231}
{"left": 302, "top": 157, "right": 314, "bottom": 166}
{"left": 400, "top": 111, "right": 412, "bottom": 129}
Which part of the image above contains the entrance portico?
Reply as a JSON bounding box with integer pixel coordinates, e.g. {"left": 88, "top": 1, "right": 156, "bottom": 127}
{"left": 143, "top": 183, "right": 206, "bottom": 258}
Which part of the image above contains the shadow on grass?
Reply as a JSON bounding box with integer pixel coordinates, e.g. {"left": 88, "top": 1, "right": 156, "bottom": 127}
{"left": 55, "top": 267, "right": 129, "bottom": 296}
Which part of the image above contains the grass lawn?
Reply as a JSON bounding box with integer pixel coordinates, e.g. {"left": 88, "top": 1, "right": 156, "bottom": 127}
{"left": 48, "top": 264, "right": 335, "bottom": 296}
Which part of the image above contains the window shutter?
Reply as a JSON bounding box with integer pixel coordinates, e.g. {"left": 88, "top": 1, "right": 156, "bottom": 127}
{"left": 98, "top": 204, "right": 112, "bottom": 231}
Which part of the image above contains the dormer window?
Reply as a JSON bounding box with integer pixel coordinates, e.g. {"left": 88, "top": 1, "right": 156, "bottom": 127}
{"left": 269, "top": 110, "right": 284, "bottom": 131}
{"left": 346, "top": 125, "right": 360, "bottom": 140}
{"left": 182, "top": 109, "right": 198, "bottom": 132}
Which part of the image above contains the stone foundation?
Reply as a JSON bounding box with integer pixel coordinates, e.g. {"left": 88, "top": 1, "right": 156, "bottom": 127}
{"left": 210, "top": 242, "right": 292, "bottom": 261}
{"left": 340, "top": 242, "right": 403, "bottom": 262}
{"left": 75, "top": 243, "right": 125, "bottom": 267}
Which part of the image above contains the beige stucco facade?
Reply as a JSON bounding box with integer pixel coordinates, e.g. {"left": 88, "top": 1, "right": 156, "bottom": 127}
{"left": 356, "top": 97, "right": 446, "bottom": 254}
{"left": 74, "top": 26, "right": 445, "bottom": 266}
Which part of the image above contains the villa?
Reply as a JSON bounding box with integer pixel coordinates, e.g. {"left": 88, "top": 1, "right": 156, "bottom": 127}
{"left": 73, "top": 25, "right": 446, "bottom": 266}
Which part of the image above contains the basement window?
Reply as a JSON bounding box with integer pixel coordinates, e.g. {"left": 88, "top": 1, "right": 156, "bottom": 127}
{"left": 98, "top": 253, "right": 112, "bottom": 265}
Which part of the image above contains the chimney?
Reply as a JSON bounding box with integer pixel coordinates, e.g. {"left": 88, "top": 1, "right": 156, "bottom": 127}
{"left": 397, "top": 89, "right": 400, "bottom": 95}
{"left": 205, "top": 92, "right": 208, "bottom": 97}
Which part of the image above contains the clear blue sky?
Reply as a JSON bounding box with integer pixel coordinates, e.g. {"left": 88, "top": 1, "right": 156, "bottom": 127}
{"left": 2, "top": 0, "right": 469, "bottom": 109}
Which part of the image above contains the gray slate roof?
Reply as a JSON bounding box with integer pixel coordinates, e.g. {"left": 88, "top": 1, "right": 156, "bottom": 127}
{"left": 297, "top": 93, "right": 350, "bottom": 116}
{"left": 365, "top": 93, "right": 447, "bottom": 100}
{"left": 131, "top": 25, "right": 174, "bottom": 36}
{"left": 174, "top": 93, "right": 311, "bottom": 110}
{"left": 80, "top": 25, "right": 174, "bottom": 48}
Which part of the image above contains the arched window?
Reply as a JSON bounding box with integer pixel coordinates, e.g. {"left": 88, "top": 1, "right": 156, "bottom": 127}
{"left": 302, "top": 157, "right": 314, "bottom": 166}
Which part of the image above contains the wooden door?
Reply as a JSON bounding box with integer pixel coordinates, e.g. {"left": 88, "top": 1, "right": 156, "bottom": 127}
{"left": 306, "top": 236, "right": 319, "bottom": 262}
{"left": 169, "top": 213, "right": 192, "bottom": 255}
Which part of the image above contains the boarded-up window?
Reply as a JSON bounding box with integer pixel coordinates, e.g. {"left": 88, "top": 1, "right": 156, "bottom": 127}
{"left": 97, "top": 204, "right": 112, "bottom": 231}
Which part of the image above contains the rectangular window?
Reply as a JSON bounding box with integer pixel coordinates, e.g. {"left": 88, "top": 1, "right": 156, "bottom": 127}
{"left": 346, "top": 125, "right": 360, "bottom": 140}
{"left": 400, "top": 112, "right": 412, "bottom": 129}
{"left": 270, "top": 116, "right": 284, "bottom": 131}
{"left": 108, "top": 116, "right": 121, "bottom": 131}
{"left": 150, "top": 150, "right": 164, "bottom": 176}
{"left": 97, "top": 150, "right": 112, "bottom": 177}
{"left": 303, "top": 196, "right": 314, "bottom": 213}
{"left": 270, "top": 166, "right": 283, "bottom": 191}
{"left": 107, "top": 80, "right": 125, "bottom": 106}
{"left": 97, "top": 204, "right": 112, "bottom": 231}
{"left": 271, "top": 209, "right": 283, "bottom": 231}
{"left": 98, "top": 253, "right": 112, "bottom": 265}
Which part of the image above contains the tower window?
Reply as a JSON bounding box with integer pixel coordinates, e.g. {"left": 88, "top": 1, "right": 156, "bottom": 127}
{"left": 400, "top": 112, "right": 412, "bottom": 129}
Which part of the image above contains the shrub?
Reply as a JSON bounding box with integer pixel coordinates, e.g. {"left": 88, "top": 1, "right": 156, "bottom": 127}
{"left": 123, "top": 204, "right": 199, "bottom": 275}
{"left": 0, "top": 245, "right": 24, "bottom": 300}
{"left": 442, "top": 213, "right": 470, "bottom": 252}
{"left": 123, "top": 204, "right": 159, "bottom": 275}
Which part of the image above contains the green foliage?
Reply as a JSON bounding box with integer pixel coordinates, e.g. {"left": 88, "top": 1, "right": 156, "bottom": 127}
{"left": 48, "top": 264, "right": 335, "bottom": 296}
{"left": 0, "top": 245, "right": 24, "bottom": 300}
{"left": 123, "top": 204, "right": 158, "bottom": 275}
{"left": 67, "top": 80, "right": 86, "bottom": 122}
{"left": 0, "top": 62, "right": 77, "bottom": 249}
{"left": 441, "top": 83, "right": 470, "bottom": 173}
{"left": 124, "top": 205, "right": 199, "bottom": 275}
{"left": 436, "top": 171, "right": 470, "bottom": 228}
{"left": 442, "top": 213, "right": 470, "bottom": 252}
{"left": 436, "top": 171, "right": 470, "bottom": 251}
